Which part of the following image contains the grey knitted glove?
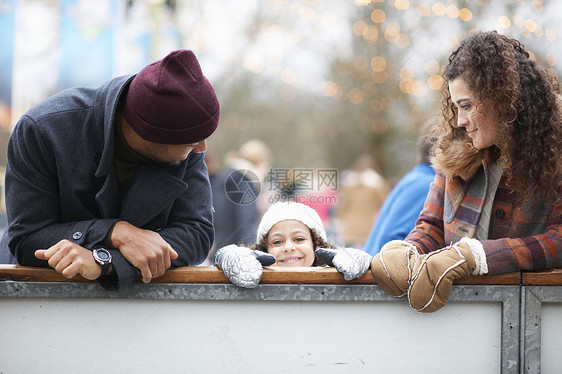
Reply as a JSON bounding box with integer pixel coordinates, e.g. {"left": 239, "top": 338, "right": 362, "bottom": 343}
{"left": 315, "top": 248, "right": 372, "bottom": 280}
{"left": 215, "top": 245, "right": 276, "bottom": 288}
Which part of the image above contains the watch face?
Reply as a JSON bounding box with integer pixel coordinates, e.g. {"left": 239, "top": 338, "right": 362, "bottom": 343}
{"left": 97, "top": 251, "right": 109, "bottom": 261}
{"left": 93, "top": 249, "right": 112, "bottom": 265}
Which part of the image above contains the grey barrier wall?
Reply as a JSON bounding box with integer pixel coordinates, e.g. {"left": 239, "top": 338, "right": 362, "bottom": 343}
{"left": 0, "top": 281, "right": 521, "bottom": 373}
{"left": 0, "top": 267, "right": 560, "bottom": 374}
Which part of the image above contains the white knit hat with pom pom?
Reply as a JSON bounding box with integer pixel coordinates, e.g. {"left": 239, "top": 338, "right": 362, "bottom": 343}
{"left": 256, "top": 202, "right": 327, "bottom": 242}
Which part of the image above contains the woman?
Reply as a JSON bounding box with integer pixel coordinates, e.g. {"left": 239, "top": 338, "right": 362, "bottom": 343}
{"left": 371, "top": 30, "right": 562, "bottom": 313}
{"left": 215, "top": 202, "right": 372, "bottom": 288}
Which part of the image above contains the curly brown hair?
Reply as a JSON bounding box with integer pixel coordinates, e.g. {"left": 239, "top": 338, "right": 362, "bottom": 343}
{"left": 252, "top": 228, "right": 335, "bottom": 266}
{"left": 435, "top": 30, "right": 562, "bottom": 203}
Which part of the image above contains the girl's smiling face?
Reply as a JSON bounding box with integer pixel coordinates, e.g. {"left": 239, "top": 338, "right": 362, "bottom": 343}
{"left": 266, "top": 220, "right": 315, "bottom": 267}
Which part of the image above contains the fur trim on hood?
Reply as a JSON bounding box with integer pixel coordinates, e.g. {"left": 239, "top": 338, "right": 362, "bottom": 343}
{"left": 431, "top": 139, "right": 496, "bottom": 181}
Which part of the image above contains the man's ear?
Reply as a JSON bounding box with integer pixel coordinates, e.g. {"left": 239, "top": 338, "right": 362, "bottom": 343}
{"left": 193, "top": 140, "right": 207, "bottom": 153}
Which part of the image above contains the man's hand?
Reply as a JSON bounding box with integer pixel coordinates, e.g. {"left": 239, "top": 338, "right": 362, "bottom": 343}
{"left": 35, "top": 239, "right": 102, "bottom": 280}
{"left": 111, "top": 221, "right": 178, "bottom": 283}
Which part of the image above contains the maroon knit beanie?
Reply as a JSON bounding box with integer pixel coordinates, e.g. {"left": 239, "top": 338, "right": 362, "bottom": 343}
{"left": 123, "top": 50, "right": 220, "bottom": 145}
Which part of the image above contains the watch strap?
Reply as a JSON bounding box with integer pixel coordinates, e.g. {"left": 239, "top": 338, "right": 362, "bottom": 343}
{"left": 93, "top": 248, "right": 112, "bottom": 278}
{"left": 99, "top": 261, "right": 110, "bottom": 277}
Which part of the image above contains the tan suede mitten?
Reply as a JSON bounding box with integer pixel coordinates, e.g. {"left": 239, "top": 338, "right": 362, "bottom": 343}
{"left": 370, "top": 240, "right": 420, "bottom": 297}
{"left": 408, "top": 241, "right": 476, "bottom": 313}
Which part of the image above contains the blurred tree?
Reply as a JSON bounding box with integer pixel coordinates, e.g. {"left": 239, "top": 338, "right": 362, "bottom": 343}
{"left": 3, "top": 0, "right": 562, "bottom": 184}
{"left": 322, "top": 0, "right": 561, "bottom": 179}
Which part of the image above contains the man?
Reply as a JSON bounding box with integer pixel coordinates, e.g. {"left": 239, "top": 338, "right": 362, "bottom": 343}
{"left": 0, "top": 50, "right": 220, "bottom": 290}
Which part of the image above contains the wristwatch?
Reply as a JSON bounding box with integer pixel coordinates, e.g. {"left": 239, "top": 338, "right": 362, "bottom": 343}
{"left": 92, "top": 248, "right": 112, "bottom": 277}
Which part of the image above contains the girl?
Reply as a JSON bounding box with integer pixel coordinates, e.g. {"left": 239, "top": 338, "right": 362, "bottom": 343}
{"left": 216, "top": 202, "right": 371, "bottom": 288}
{"left": 371, "top": 30, "right": 562, "bottom": 313}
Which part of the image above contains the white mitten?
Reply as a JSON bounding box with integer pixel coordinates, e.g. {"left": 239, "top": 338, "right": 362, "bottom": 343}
{"left": 315, "top": 248, "right": 372, "bottom": 280}
{"left": 215, "top": 245, "right": 276, "bottom": 288}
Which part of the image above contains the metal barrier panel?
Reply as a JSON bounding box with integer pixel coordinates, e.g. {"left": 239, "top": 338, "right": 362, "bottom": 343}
{"left": 0, "top": 282, "right": 520, "bottom": 373}
{"left": 522, "top": 286, "right": 562, "bottom": 374}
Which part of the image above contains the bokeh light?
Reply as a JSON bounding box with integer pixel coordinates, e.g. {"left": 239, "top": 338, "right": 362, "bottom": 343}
{"left": 363, "top": 25, "right": 379, "bottom": 41}
{"left": 322, "top": 81, "right": 339, "bottom": 97}
{"left": 459, "top": 8, "right": 472, "bottom": 21}
{"left": 384, "top": 22, "right": 401, "bottom": 43}
{"left": 513, "top": 15, "right": 525, "bottom": 28}
{"left": 242, "top": 54, "right": 264, "bottom": 73}
{"left": 280, "top": 68, "right": 297, "bottom": 84}
{"left": 432, "top": 3, "right": 446, "bottom": 16}
{"left": 446, "top": 5, "right": 459, "bottom": 19}
{"left": 525, "top": 19, "right": 537, "bottom": 33}
{"left": 370, "top": 56, "right": 386, "bottom": 72}
{"left": 371, "top": 9, "right": 386, "bottom": 23}
{"left": 498, "top": 16, "right": 511, "bottom": 29}
{"left": 416, "top": 4, "right": 431, "bottom": 17}
{"left": 395, "top": 0, "right": 409, "bottom": 11}
{"left": 347, "top": 88, "right": 366, "bottom": 105}
{"left": 428, "top": 75, "right": 444, "bottom": 91}
{"left": 424, "top": 60, "right": 441, "bottom": 75}
{"left": 353, "top": 21, "right": 367, "bottom": 36}
{"left": 412, "top": 81, "right": 428, "bottom": 97}
{"left": 399, "top": 66, "right": 415, "bottom": 80}
{"left": 371, "top": 71, "right": 388, "bottom": 84}
{"left": 396, "top": 33, "right": 410, "bottom": 48}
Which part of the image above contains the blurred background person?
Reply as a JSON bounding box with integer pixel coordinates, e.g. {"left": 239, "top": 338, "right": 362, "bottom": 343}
{"left": 301, "top": 181, "right": 338, "bottom": 245}
{"left": 208, "top": 139, "right": 272, "bottom": 263}
{"left": 334, "top": 154, "right": 390, "bottom": 248}
{"left": 364, "top": 120, "right": 437, "bottom": 256}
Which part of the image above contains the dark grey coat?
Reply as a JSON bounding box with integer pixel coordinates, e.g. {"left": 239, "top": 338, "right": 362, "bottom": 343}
{"left": 0, "top": 75, "right": 214, "bottom": 290}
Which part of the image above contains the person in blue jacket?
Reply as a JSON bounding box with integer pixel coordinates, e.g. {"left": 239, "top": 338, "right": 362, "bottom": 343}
{"left": 0, "top": 50, "right": 220, "bottom": 291}
{"left": 364, "top": 121, "right": 436, "bottom": 256}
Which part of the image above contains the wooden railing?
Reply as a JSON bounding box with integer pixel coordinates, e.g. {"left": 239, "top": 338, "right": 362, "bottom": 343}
{"left": 0, "top": 264, "right": 527, "bottom": 285}
{"left": 522, "top": 268, "right": 562, "bottom": 285}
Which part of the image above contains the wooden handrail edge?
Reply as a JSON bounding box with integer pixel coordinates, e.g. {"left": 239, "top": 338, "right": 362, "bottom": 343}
{"left": 522, "top": 268, "right": 562, "bottom": 286}
{"left": 0, "top": 264, "right": 552, "bottom": 285}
